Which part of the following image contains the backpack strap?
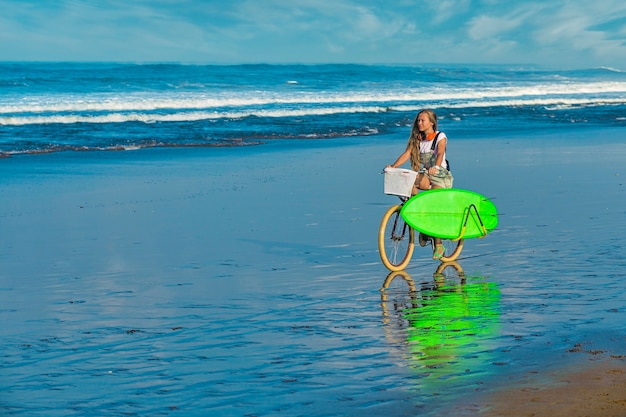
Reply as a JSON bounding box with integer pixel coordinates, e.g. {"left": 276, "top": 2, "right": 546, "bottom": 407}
{"left": 430, "top": 131, "right": 450, "bottom": 171}
{"left": 430, "top": 132, "right": 441, "bottom": 151}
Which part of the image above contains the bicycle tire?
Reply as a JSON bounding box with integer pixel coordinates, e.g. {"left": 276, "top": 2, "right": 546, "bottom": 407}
{"left": 378, "top": 205, "right": 415, "bottom": 271}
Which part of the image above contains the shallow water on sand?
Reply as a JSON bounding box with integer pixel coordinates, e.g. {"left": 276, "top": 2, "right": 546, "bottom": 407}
{"left": 1, "top": 130, "right": 626, "bottom": 416}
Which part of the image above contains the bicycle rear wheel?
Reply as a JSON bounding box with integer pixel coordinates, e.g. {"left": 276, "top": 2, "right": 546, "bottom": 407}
{"left": 378, "top": 205, "right": 415, "bottom": 271}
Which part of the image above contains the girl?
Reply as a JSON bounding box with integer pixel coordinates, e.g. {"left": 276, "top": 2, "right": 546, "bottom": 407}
{"left": 387, "top": 109, "right": 454, "bottom": 259}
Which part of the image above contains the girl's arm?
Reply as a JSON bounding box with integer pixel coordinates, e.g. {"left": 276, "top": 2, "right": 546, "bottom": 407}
{"left": 434, "top": 136, "right": 447, "bottom": 167}
{"left": 388, "top": 146, "right": 411, "bottom": 168}
{"left": 427, "top": 136, "right": 446, "bottom": 175}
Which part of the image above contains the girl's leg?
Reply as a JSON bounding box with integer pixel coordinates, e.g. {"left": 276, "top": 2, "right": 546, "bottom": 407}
{"left": 433, "top": 238, "right": 444, "bottom": 259}
{"left": 417, "top": 173, "right": 431, "bottom": 190}
{"left": 429, "top": 172, "right": 450, "bottom": 258}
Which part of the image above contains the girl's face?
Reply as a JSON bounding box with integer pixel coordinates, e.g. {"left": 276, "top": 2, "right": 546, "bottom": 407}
{"left": 417, "top": 113, "right": 434, "bottom": 133}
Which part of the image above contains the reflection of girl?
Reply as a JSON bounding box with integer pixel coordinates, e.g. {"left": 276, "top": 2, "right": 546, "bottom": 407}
{"left": 381, "top": 269, "right": 501, "bottom": 397}
{"left": 387, "top": 109, "right": 454, "bottom": 259}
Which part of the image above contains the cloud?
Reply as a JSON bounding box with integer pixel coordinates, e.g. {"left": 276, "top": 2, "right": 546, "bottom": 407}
{"left": 467, "top": 11, "right": 531, "bottom": 41}
{"left": 526, "top": 1, "right": 626, "bottom": 64}
{"left": 426, "top": 0, "right": 472, "bottom": 25}
{"left": 590, "top": 16, "right": 626, "bottom": 40}
{"left": 0, "top": 0, "right": 625, "bottom": 68}
{"left": 447, "top": 0, "right": 626, "bottom": 67}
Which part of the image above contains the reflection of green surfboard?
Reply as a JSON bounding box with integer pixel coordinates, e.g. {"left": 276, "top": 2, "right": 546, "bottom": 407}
{"left": 404, "top": 279, "right": 501, "bottom": 390}
{"left": 400, "top": 189, "right": 498, "bottom": 239}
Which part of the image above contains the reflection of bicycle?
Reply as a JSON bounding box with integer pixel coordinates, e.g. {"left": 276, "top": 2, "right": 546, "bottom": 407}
{"left": 380, "top": 263, "right": 466, "bottom": 327}
{"left": 378, "top": 168, "right": 463, "bottom": 271}
{"left": 380, "top": 262, "right": 465, "bottom": 295}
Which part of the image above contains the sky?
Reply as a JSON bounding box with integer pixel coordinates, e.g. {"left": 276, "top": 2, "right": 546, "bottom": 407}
{"left": 1, "top": 0, "right": 626, "bottom": 69}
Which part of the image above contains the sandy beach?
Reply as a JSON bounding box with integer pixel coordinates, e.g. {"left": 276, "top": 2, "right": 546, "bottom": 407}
{"left": 1, "top": 125, "right": 626, "bottom": 416}
{"left": 475, "top": 357, "right": 626, "bottom": 417}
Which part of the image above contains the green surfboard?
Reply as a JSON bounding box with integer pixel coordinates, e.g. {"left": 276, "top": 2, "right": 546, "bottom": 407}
{"left": 400, "top": 188, "right": 498, "bottom": 239}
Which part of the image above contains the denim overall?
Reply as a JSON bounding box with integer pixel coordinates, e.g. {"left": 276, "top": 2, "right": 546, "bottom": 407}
{"left": 421, "top": 134, "right": 453, "bottom": 188}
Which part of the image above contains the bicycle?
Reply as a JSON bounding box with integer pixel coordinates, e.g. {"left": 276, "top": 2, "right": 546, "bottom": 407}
{"left": 378, "top": 168, "right": 464, "bottom": 271}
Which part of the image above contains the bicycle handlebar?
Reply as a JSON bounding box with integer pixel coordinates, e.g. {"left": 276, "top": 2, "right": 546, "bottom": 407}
{"left": 381, "top": 168, "right": 427, "bottom": 174}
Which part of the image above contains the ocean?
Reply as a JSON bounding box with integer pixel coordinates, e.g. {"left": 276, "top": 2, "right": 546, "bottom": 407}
{"left": 1, "top": 63, "right": 625, "bottom": 157}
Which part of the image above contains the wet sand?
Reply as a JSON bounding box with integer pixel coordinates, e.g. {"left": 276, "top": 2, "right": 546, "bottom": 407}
{"left": 475, "top": 357, "right": 626, "bottom": 417}
{"left": 1, "top": 126, "right": 626, "bottom": 416}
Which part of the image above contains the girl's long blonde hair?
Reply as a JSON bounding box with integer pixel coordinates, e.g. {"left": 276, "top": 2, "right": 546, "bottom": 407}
{"left": 408, "top": 109, "right": 438, "bottom": 171}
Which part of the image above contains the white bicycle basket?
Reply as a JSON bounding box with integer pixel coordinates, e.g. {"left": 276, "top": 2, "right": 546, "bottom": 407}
{"left": 383, "top": 168, "right": 418, "bottom": 198}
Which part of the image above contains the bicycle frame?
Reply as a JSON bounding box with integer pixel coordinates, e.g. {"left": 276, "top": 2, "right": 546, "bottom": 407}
{"left": 378, "top": 189, "right": 464, "bottom": 271}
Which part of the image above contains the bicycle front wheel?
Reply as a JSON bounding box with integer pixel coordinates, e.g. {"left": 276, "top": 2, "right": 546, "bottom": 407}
{"left": 378, "top": 205, "right": 415, "bottom": 271}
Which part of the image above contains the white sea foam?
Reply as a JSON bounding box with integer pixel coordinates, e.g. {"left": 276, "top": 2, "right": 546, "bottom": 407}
{"left": 596, "top": 66, "right": 626, "bottom": 73}
{"left": 1, "top": 96, "right": 624, "bottom": 126}
{"left": 0, "top": 106, "right": 388, "bottom": 125}
{"left": 1, "top": 81, "right": 625, "bottom": 116}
